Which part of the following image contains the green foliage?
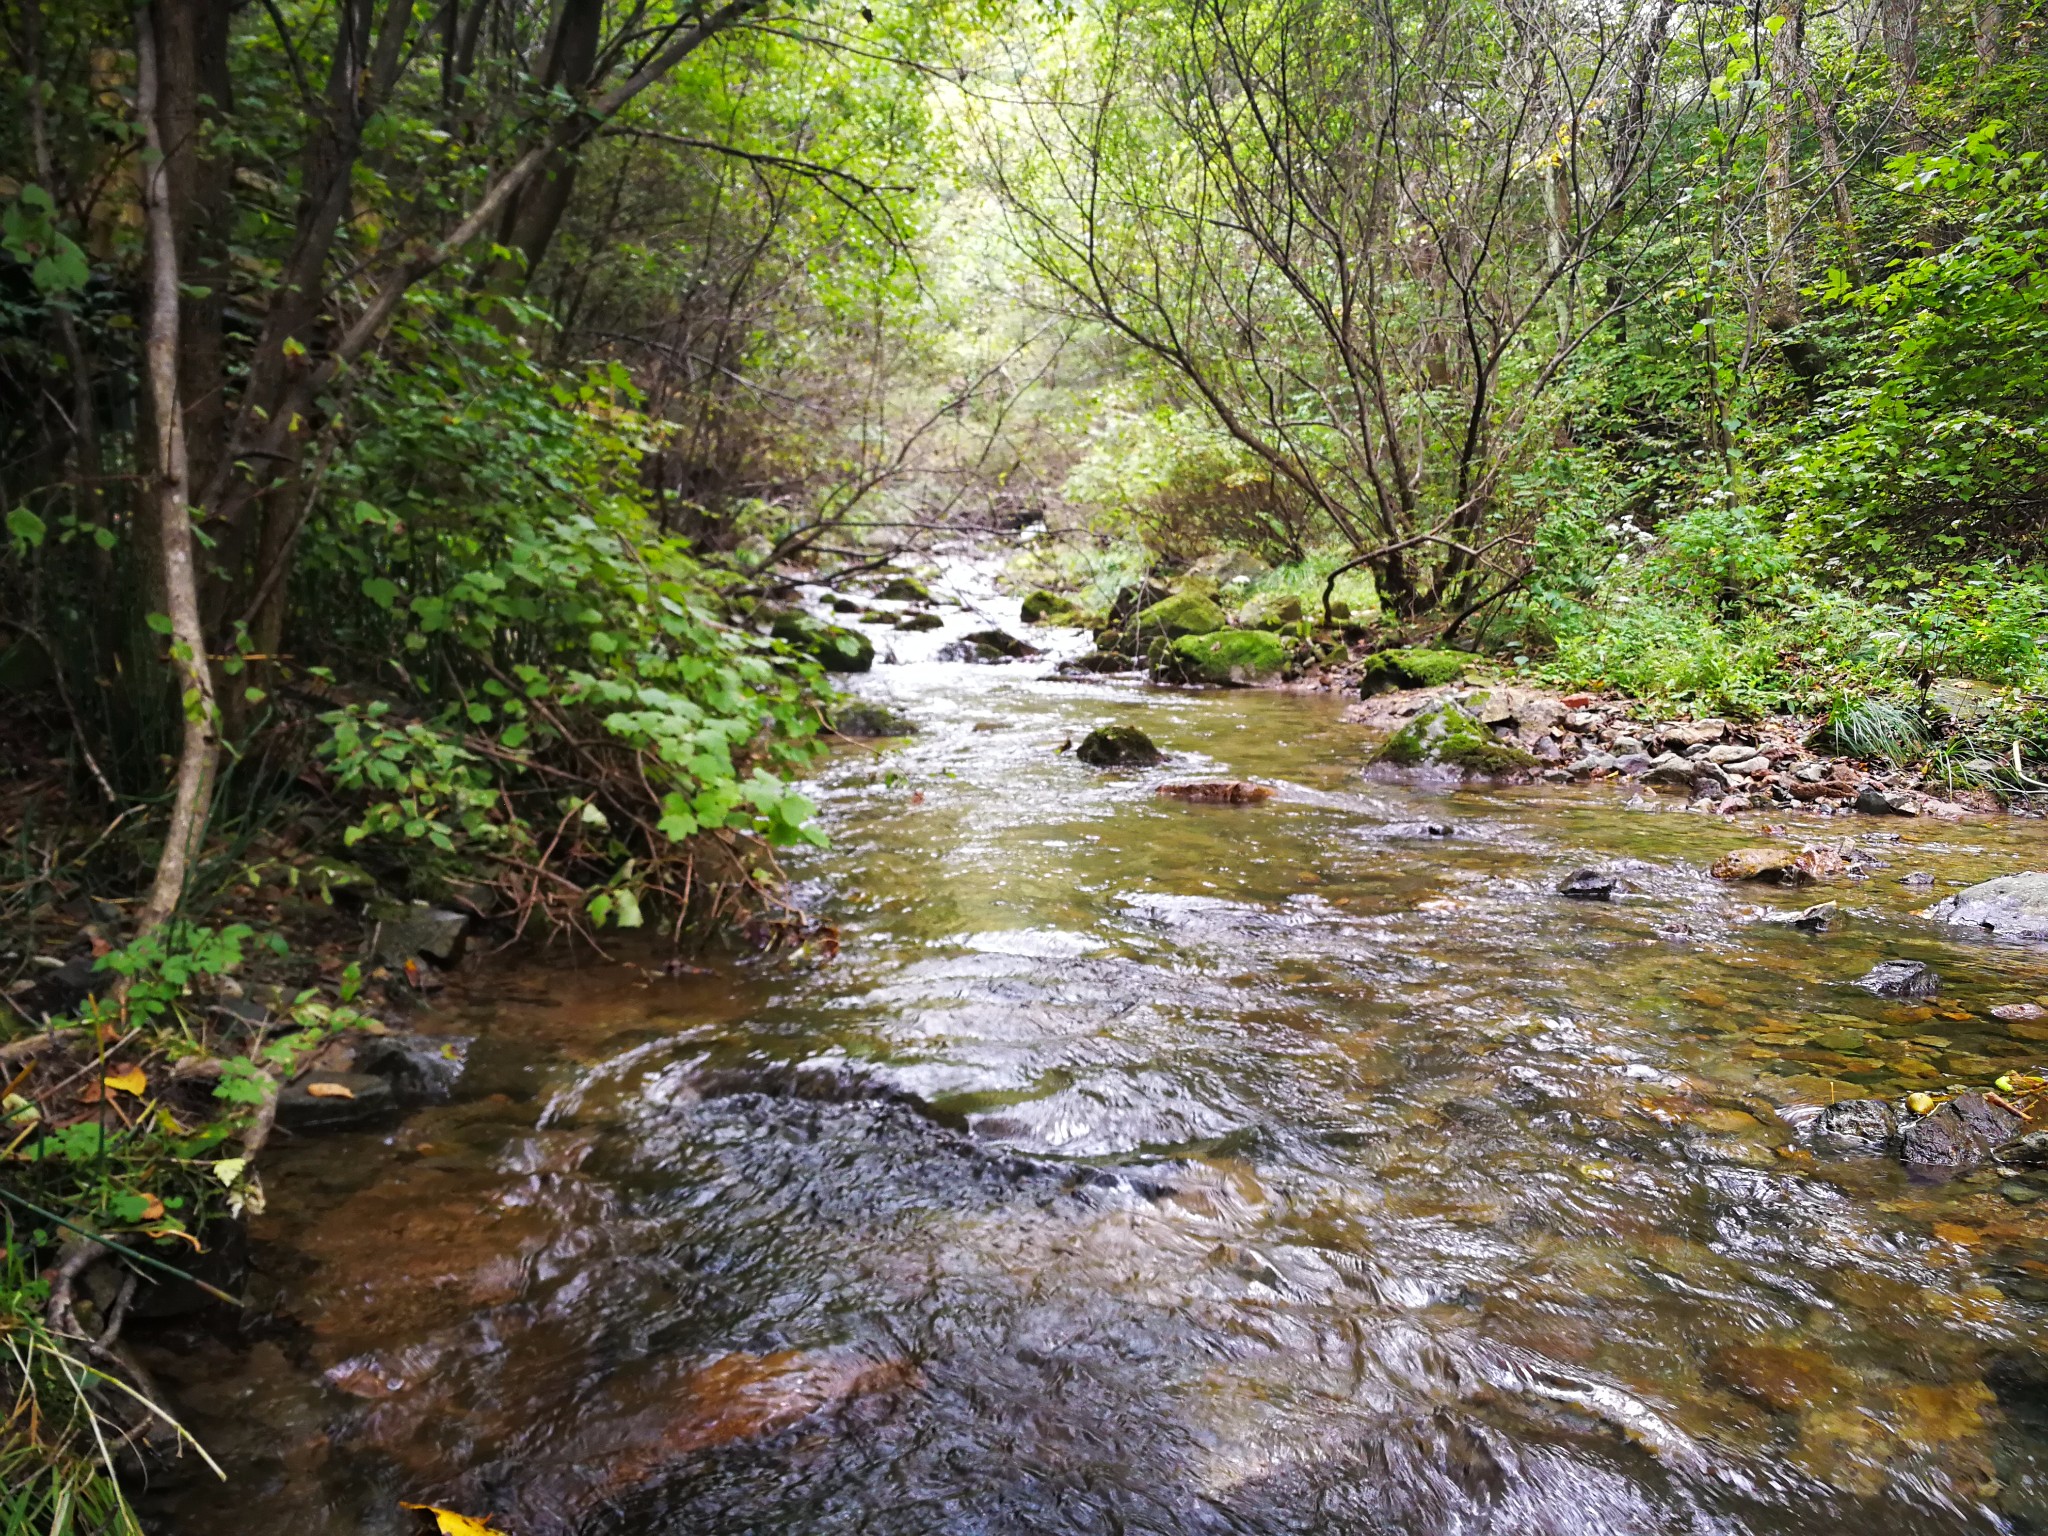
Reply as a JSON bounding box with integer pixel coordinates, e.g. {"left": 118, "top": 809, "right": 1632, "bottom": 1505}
{"left": 1814, "top": 696, "right": 1929, "bottom": 765}
{"left": 1360, "top": 648, "right": 1475, "bottom": 693}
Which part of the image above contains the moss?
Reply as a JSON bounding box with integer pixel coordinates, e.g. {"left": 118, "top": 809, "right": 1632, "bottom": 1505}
{"left": 1134, "top": 591, "right": 1226, "bottom": 638}
{"left": 1234, "top": 592, "right": 1302, "bottom": 629}
{"left": 1020, "top": 590, "right": 1081, "bottom": 624}
{"left": 1075, "top": 724, "right": 1162, "bottom": 766}
{"left": 1166, "top": 629, "right": 1289, "bottom": 686}
{"left": 1359, "top": 646, "right": 1476, "bottom": 695}
{"left": 875, "top": 575, "right": 932, "bottom": 602}
{"left": 895, "top": 611, "right": 943, "bottom": 630}
{"left": 1373, "top": 700, "right": 1537, "bottom": 774}
{"left": 831, "top": 701, "right": 918, "bottom": 737}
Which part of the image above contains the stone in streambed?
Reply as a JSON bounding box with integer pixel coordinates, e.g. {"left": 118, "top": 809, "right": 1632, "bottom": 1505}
{"left": 1855, "top": 959, "right": 1940, "bottom": 998}
{"left": 874, "top": 575, "right": 932, "bottom": 602}
{"left": 1372, "top": 699, "right": 1537, "bottom": 776}
{"left": 1164, "top": 629, "right": 1288, "bottom": 685}
{"left": 1358, "top": 647, "right": 1475, "bottom": 696}
{"left": 1855, "top": 784, "right": 1918, "bottom": 816}
{"left": 369, "top": 902, "right": 468, "bottom": 966}
{"left": 1900, "top": 1093, "right": 2023, "bottom": 1170}
{"left": 1811, "top": 1098, "right": 1897, "bottom": 1155}
{"left": 276, "top": 1071, "right": 396, "bottom": 1132}
{"left": 894, "top": 610, "right": 944, "bottom": 631}
{"left": 1075, "top": 726, "right": 1162, "bottom": 768}
{"left": 1558, "top": 868, "right": 1620, "bottom": 901}
{"left": 771, "top": 611, "right": 874, "bottom": 672}
{"left": 936, "top": 629, "right": 1038, "bottom": 663}
{"left": 830, "top": 700, "right": 919, "bottom": 738}
{"left": 1156, "top": 780, "right": 1272, "bottom": 803}
{"left": 1133, "top": 592, "right": 1225, "bottom": 639}
{"left": 1707, "top": 1342, "right": 1848, "bottom": 1414}
{"left": 1996, "top": 1131, "right": 2048, "bottom": 1168}
{"left": 1922, "top": 872, "right": 2048, "bottom": 942}
{"left": 1019, "top": 590, "right": 1081, "bottom": 624}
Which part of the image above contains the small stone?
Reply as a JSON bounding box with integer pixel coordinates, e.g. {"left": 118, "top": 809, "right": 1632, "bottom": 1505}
{"left": 1775, "top": 901, "right": 1837, "bottom": 933}
{"left": 1992, "top": 1001, "right": 2047, "bottom": 1021}
{"left": 1385, "top": 820, "right": 1455, "bottom": 837}
{"left": 370, "top": 904, "right": 469, "bottom": 966}
{"left": 1854, "top": 959, "right": 1940, "bottom": 998}
{"left": 1793, "top": 762, "right": 1826, "bottom": 783}
{"left": 1705, "top": 742, "right": 1756, "bottom": 765}
{"left": 1901, "top": 870, "right": 1935, "bottom": 888}
{"left": 1855, "top": 785, "right": 1917, "bottom": 817}
{"left": 1811, "top": 1028, "right": 1868, "bottom": 1053}
{"left": 1074, "top": 725, "right": 1162, "bottom": 768}
{"left": 1724, "top": 756, "right": 1771, "bottom": 776}
{"left": 1610, "top": 735, "right": 1644, "bottom": 755}
{"left": 2001, "top": 1181, "right": 2041, "bottom": 1205}
{"left": 1558, "top": 868, "right": 1620, "bottom": 901}
{"left": 1811, "top": 1097, "right": 1896, "bottom": 1154}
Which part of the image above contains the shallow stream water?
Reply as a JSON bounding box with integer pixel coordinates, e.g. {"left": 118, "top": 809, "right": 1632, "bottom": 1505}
{"left": 146, "top": 567, "right": 2048, "bottom": 1534}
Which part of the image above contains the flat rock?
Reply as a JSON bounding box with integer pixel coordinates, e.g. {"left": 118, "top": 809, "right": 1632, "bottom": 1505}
{"left": 276, "top": 1071, "right": 397, "bottom": 1132}
{"left": 1923, "top": 872, "right": 2048, "bottom": 942}
{"left": 1156, "top": 781, "right": 1272, "bottom": 804}
{"left": 1558, "top": 868, "right": 1619, "bottom": 901}
{"left": 1855, "top": 959, "right": 1940, "bottom": 998}
{"left": 1901, "top": 1093, "right": 2023, "bottom": 1169}
{"left": 370, "top": 904, "right": 468, "bottom": 966}
{"left": 1710, "top": 847, "right": 1836, "bottom": 884}
{"left": 1855, "top": 785, "right": 1918, "bottom": 817}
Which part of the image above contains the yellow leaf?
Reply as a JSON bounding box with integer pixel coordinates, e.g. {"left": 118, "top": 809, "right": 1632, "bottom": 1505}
{"left": 103, "top": 1067, "right": 148, "bottom": 1097}
{"left": 401, "top": 1504, "right": 511, "bottom": 1536}
{"left": 136, "top": 1193, "right": 165, "bottom": 1221}
{"left": 305, "top": 1081, "right": 356, "bottom": 1100}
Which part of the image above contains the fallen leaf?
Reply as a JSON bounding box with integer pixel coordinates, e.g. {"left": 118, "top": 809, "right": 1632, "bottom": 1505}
{"left": 305, "top": 1081, "right": 356, "bottom": 1100}
{"left": 102, "top": 1067, "right": 148, "bottom": 1097}
{"left": 136, "top": 1193, "right": 165, "bottom": 1221}
{"left": 401, "top": 1504, "right": 511, "bottom": 1536}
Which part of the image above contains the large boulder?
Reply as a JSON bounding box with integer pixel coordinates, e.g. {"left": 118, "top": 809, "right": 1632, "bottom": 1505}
{"left": 1359, "top": 647, "right": 1476, "bottom": 696}
{"left": 1371, "top": 699, "right": 1538, "bottom": 776}
{"left": 1162, "top": 629, "right": 1288, "bottom": 686}
{"left": 1075, "top": 725, "right": 1162, "bottom": 768}
{"left": 1923, "top": 873, "right": 2048, "bottom": 942}
{"left": 1133, "top": 592, "right": 1226, "bottom": 639}
{"left": 772, "top": 612, "right": 874, "bottom": 672}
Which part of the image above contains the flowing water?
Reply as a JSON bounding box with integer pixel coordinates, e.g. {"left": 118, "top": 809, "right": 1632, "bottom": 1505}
{"left": 145, "top": 566, "right": 2048, "bottom": 1535}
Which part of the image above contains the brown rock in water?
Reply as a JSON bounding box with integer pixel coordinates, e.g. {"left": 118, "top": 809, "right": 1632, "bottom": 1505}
{"left": 659, "top": 1350, "right": 923, "bottom": 1455}
{"left": 1156, "top": 781, "right": 1274, "bottom": 804}
{"left": 1707, "top": 1341, "right": 1849, "bottom": 1414}
{"left": 1710, "top": 846, "right": 1845, "bottom": 885}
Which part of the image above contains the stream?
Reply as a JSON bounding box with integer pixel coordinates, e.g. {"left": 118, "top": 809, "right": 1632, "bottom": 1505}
{"left": 144, "top": 563, "right": 2048, "bottom": 1535}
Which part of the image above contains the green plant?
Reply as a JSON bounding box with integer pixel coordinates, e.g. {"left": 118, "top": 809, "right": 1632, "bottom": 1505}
{"left": 1814, "top": 695, "right": 1928, "bottom": 765}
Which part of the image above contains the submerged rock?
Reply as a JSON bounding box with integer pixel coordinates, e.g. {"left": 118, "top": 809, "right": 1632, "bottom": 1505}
{"left": 1811, "top": 1097, "right": 1896, "bottom": 1155}
{"left": 1996, "top": 1131, "right": 2048, "bottom": 1168}
{"left": 1358, "top": 647, "right": 1475, "bottom": 696}
{"left": 1707, "top": 1341, "right": 1848, "bottom": 1414}
{"left": 1855, "top": 959, "right": 1940, "bottom": 998}
{"left": 1558, "top": 868, "right": 1619, "bottom": 901}
{"left": 830, "top": 700, "right": 918, "bottom": 738}
{"left": 1075, "top": 725, "right": 1162, "bottom": 768}
{"left": 1163, "top": 629, "right": 1288, "bottom": 685}
{"left": 1901, "top": 1093, "right": 2023, "bottom": 1169}
{"left": 1923, "top": 872, "right": 2048, "bottom": 942}
{"left": 1371, "top": 699, "right": 1537, "bottom": 776}
{"left": 1156, "top": 780, "right": 1273, "bottom": 803}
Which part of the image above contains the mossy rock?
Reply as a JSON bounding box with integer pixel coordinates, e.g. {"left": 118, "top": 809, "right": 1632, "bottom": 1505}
{"left": 1359, "top": 646, "right": 1476, "bottom": 696}
{"left": 771, "top": 611, "right": 874, "bottom": 673}
{"left": 1234, "top": 593, "right": 1302, "bottom": 629}
{"left": 1164, "top": 629, "right": 1289, "bottom": 686}
{"left": 831, "top": 700, "right": 918, "bottom": 737}
{"left": 1074, "top": 725, "right": 1162, "bottom": 767}
{"left": 1372, "top": 699, "right": 1537, "bottom": 775}
{"left": 1020, "top": 590, "right": 1081, "bottom": 624}
{"left": 875, "top": 575, "right": 932, "bottom": 602}
{"left": 895, "top": 610, "right": 944, "bottom": 631}
{"left": 1134, "top": 592, "right": 1225, "bottom": 639}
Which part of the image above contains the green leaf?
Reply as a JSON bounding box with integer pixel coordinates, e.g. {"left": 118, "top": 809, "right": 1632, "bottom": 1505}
{"left": 145, "top": 611, "right": 174, "bottom": 635}
{"left": 362, "top": 576, "right": 399, "bottom": 609}
{"left": 5, "top": 506, "right": 46, "bottom": 547}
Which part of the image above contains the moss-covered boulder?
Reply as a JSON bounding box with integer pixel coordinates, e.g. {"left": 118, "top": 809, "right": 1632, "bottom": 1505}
{"left": 831, "top": 700, "right": 918, "bottom": 737}
{"left": 771, "top": 611, "right": 874, "bottom": 673}
{"left": 1074, "top": 725, "right": 1162, "bottom": 767}
{"left": 1164, "top": 629, "right": 1289, "bottom": 686}
{"left": 1359, "top": 646, "right": 1476, "bottom": 696}
{"left": 1234, "top": 592, "right": 1302, "bottom": 630}
{"left": 1372, "top": 699, "right": 1537, "bottom": 775}
{"left": 894, "top": 610, "right": 943, "bottom": 631}
{"left": 1020, "top": 590, "right": 1081, "bottom": 624}
{"left": 1134, "top": 592, "right": 1225, "bottom": 639}
{"left": 875, "top": 574, "right": 932, "bottom": 602}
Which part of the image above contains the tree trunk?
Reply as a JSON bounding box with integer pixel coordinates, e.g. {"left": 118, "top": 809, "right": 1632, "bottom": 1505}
{"left": 1975, "top": 2, "right": 2003, "bottom": 77}
{"left": 1763, "top": 0, "right": 1803, "bottom": 329}
{"left": 492, "top": 0, "right": 606, "bottom": 290}
{"left": 134, "top": 1, "right": 221, "bottom": 939}
{"left": 1879, "top": 0, "right": 1921, "bottom": 146}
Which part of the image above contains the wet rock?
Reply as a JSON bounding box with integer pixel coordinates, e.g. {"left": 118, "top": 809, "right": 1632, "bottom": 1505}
{"left": 1019, "top": 590, "right": 1081, "bottom": 624}
{"left": 1855, "top": 785, "right": 1918, "bottom": 817}
{"left": 1156, "top": 781, "right": 1273, "bottom": 803}
{"left": 660, "top": 1350, "right": 924, "bottom": 1455}
{"left": 1710, "top": 846, "right": 1841, "bottom": 885}
{"left": 874, "top": 575, "right": 932, "bottom": 602}
{"left": 1358, "top": 647, "right": 1474, "bottom": 696}
{"left": 830, "top": 700, "right": 918, "bottom": 738}
{"left": 1557, "top": 868, "right": 1619, "bottom": 901}
{"left": 1565, "top": 753, "right": 1619, "bottom": 777}
{"left": 771, "top": 611, "right": 874, "bottom": 672}
{"left": 935, "top": 629, "right": 1038, "bottom": 663}
{"left": 1707, "top": 1342, "right": 1848, "bottom": 1413}
{"left": 369, "top": 903, "right": 469, "bottom": 966}
{"left": 1992, "top": 1001, "right": 2047, "bottom": 1021}
{"left": 275, "top": 1071, "right": 397, "bottom": 1132}
{"left": 1922, "top": 872, "right": 2048, "bottom": 942}
{"left": 1901, "top": 1094, "right": 2024, "bottom": 1169}
{"left": 353, "top": 1034, "right": 469, "bottom": 1104}
{"left": 1811, "top": 1098, "right": 1897, "bottom": 1155}
{"left": 1704, "top": 743, "right": 1756, "bottom": 766}
{"left": 1106, "top": 578, "right": 1171, "bottom": 623}
{"left": 1855, "top": 959, "right": 1940, "bottom": 998}
{"left": 1385, "top": 820, "right": 1455, "bottom": 838}
{"left": 1058, "top": 651, "right": 1134, "bottom": 675}
{"left": 1132, "top": 592, "right": 1225, "bottom": 639}
{"left": 1074, "top": 725, "right": 1162, "bottom": 768}
{"left": 1161, "top": 629, "right": 1288, "bottom": 685}
{"left": 1996, "top": 1131, "right": 2048, "bottom": 1168}
{"left": 1774, "top": 901, "right": 1837, "bottom": 932}
{"left": 1371, "top": 699, "right": 1537, "bottom": 776}
{"left": 893, "top": 610, "right": 944, "bottom": 631}
{"left": 1901, "top": 870, "right": 1935, "bottom": 888}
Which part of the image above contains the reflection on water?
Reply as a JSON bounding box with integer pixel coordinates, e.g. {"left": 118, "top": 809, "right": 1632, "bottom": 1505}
{"left": 145, "top": 578, "right": 2048, "bottom": 1534}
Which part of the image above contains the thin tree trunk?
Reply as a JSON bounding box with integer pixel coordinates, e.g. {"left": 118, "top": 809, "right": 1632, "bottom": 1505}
{"left": 1975, "top": 1, "right": 2002, "bottom": 77}
{"left": 1763, "top": 0, "right": 1802, "bottom": 329}
{"left": 1879, "top": 0, "right": 1921, "bottom": 147}
{"left": 134, "top": 2, "right": 220, "bottom": 939}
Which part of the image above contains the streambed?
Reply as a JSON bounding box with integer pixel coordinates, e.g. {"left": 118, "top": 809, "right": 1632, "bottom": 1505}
{"left": 144, "top": 573, "right": 2048, "bottom": 1534}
